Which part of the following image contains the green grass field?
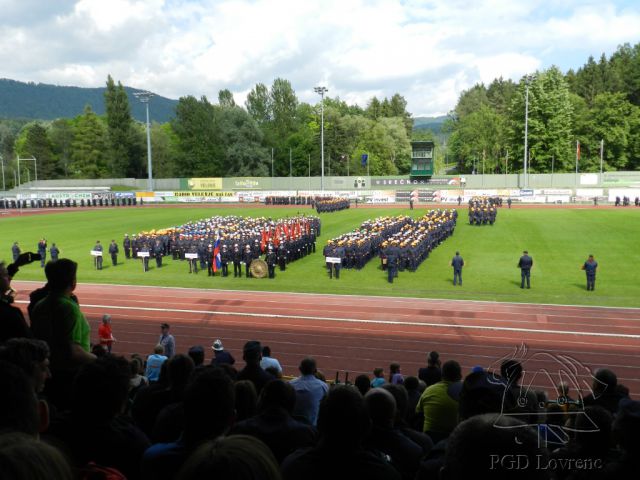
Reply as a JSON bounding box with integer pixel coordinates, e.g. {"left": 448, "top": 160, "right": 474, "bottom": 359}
{"left": 2, "top": 206, "right": 640, "bottom": 307}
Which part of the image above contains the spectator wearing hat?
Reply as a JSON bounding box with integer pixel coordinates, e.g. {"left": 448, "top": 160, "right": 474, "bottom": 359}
{"left": 237, "top": 341, "right": 273, "bottom": 395}
{"left": 159, "top": 323, "right": 175, "bottom": 358}
{"left": 211, "top": 339, "right": 235, "bottom": 366}
{"left": 260, "top": 346, "right": 282, "bottom": 374}
{"left": 98, "top": 314, "right": 116, "bottom": 353}
{"left": 290, "top": 357, "right": 329, "bottom": 426}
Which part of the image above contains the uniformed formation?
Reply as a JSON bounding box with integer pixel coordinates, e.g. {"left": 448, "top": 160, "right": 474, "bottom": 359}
{"left": 315, "top": 197, "right": 350, "bottom": 213}
{"left": 123, "top": 214, "right": 321, "bottom": 277}
{"left": 614, "top": 196, "right": 640, "bottom": 207}
{"left": 0, "top": 197, "right": 139, "bottom": 209}
{"left": 380, "top": 209, "right": 458, "bottom": 281}
{"left": 323, "top": 215, "right": 412, "bottom": 274}
{"left": 468, "top": 197, "right": 499, "bottom": 226}
{"left": 264, "top": 196, "right": 314, "bottom": 205}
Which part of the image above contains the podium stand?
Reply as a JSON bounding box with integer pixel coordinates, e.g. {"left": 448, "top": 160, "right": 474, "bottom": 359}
{"left": 91, "top": 250, "right": 103, "bottom": 270}
{"left": 185, "top": 253, "right": 199, "bottom": 273}
{"left": 137, "top": 251, "right": 150, "bottom": 272}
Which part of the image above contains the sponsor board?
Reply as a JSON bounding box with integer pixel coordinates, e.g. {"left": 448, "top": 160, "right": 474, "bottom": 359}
{"left": 232, "top": 178, "right": 263, "bottom": 190}
{"left": 372, "top": 177, "right": 459, "bottom": 186}
{"left": 172, "top": 191, "right": 235, "bottom": 197}
{"left": 576, "top": 189, "right": 603, "bottom": 197}
{"left": 187, "top": 178, "right": 223, "bottom": 190}
{"left": 580, "top": 173, "right": 599, "bottom": 186}
{"left": 543, "top": 189, "right": 572, "bottom": 195}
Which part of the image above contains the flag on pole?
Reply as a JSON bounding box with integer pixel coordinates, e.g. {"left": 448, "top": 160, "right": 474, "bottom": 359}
{"left": 361, "top": 153, "right": 368, "bottom": 167}
{"left": 577, "top": 141, "right": 581, "bottom": 161}
{"left": 212, "top": 239, "right": 221, "bottom": 273}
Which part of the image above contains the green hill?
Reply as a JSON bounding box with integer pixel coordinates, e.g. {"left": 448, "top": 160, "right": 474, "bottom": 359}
{"left": 412, "top": 115, "right": 448, "bottom": 133}
{"left": 0, "top": 78, "right": 178, "bottom": 123}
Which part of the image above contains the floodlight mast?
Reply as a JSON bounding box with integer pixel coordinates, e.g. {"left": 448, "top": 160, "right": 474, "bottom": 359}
{"left": 134, "top": 91, "right": 155, "bottom": 191}
{"left": 314, "top": 86, "right": 328, "bottom": 191}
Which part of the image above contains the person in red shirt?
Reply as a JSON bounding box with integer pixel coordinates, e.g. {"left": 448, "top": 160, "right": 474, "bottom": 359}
{"left": 98, "top": 315, "right": 116, "bottom": 353}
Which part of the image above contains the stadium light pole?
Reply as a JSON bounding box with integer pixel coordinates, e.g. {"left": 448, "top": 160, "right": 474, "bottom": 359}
{"left": 0, "top": 154, "right": 4, "bottom": 191}
{"left": 134, "top": 91, "right": 155, "bottom": 191}
{"left": 523, "top": 75, "right": 532, "bottom": 188}
{"left": 314, "top": 86, "right": 328, "bottom": 191}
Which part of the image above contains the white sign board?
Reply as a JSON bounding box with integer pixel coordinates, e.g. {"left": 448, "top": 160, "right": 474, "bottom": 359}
{"left": 90, "top": 250, "right": 103, "bottom": 256}
{"left": 326, "top": 257, "right": 342, "bottom": 264}
{"left": 137, "top": 252, "right": 150, "bottom": 258}
{"left": 185, "top": 253, "right": 199, "bottom": 259}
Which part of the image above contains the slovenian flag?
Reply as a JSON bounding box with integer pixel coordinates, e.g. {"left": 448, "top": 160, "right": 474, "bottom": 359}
{"left": 213, "top": 239, "right": 221, "bottom": 272}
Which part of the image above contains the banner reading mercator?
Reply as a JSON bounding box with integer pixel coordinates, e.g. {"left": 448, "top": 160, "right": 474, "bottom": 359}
{"left": 180, "top": 178, "right": 223, "bottom": 190}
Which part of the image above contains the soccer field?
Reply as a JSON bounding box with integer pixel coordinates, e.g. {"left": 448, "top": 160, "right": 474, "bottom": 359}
{"left": 2, "top": 205, "right": 639, "bottom": 307}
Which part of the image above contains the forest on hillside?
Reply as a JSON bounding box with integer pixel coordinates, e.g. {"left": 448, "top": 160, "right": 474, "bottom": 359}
{"left": 0, "top": 42, "right": 639, "bottom": 186}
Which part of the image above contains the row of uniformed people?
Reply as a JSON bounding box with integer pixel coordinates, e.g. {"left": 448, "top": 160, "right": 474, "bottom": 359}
{"left": 381, "top": 210, "right": 458, "bottom": 279}
{"left": 315, "top": 197, "right": 350, "bottom": 213}
{"left": 323, "top": 215, "right": 413, "bottom": 271}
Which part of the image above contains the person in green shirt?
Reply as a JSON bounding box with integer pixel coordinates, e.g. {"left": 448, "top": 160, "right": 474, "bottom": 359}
{"left": 416, "top": 360, "right": 462, "bottom": 444}
{"left": 31, "top": 259, "right": 95, "bottom": 409}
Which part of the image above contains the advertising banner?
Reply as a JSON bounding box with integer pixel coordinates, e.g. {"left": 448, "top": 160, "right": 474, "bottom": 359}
{"left": 372, "top": 177, "right": 459, "bottom": 187}
{"left": 185, "top": 178, "right": 223, "bottom": 190}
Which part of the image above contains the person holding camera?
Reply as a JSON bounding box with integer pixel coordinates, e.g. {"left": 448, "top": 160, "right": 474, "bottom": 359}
{"left": 0, "top": 255, "right": 35, "bottom": 343}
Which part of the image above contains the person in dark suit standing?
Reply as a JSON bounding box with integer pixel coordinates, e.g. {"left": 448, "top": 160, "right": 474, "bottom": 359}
{"left": 265, "top": 245, "right": 277, "bottom": 279}
{"left": 451, "top": 251, "right": 464, "bottom": 286}
{"left": 37, "top": 238, "right": 47, "bottom": 267}
{"left": 50, "top": 243, "right": 60, "bottom": 261}
{"left": 232, "top": 243, "right": 242, "bottom": 277}
{"left": 518, "top": 250, "right": 533, "bottom": 289}
{"left": 123, "top": 234, "right": 131, "bottom": 259}
{"left": 243, "top": 244, "right": 254, "bottom": 278}
{"left": 11, "top": 242, "right": 20, "bottom": 262}
{"left": 108, "top": 240, "right": 119, "bottom": 266}
{"left": 582, "top": 254, "right": 598, "bottom": 291}
{"left": 93, "top": 240, "right": 103, "bottom": 270}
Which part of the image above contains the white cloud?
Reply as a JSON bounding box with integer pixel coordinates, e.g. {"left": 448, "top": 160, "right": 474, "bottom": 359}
{"left": 0, "top": 0, "right": 638, "bottom": 116}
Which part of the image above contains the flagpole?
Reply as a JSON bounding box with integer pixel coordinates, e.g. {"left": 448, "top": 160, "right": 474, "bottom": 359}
{"left": 575, "top": 140, "right": 580, "bottom": 187}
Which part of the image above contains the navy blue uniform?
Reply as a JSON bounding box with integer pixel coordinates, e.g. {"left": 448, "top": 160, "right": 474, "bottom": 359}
{"left": 451, "top": 254, "right": 464, "bottom": 286}
{"left": 582, "top": 258, "right": 598, "bottom": 291}
{"left": 518, "top": 253, "right": 533, "bottom": 289}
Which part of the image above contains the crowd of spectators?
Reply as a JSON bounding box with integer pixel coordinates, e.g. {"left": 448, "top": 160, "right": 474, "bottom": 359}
{"left": 1, "top": 254, "right": 639, "bottom": 480}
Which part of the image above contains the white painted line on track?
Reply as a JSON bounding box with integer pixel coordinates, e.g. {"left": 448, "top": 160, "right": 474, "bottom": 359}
{"left": 12, "top": 280, "right": 640, "bottom": 312}
{"left": 15, "top": 300, "right": 640, "bottom": 340}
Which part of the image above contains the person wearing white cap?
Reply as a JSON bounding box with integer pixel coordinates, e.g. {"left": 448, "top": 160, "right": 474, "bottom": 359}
{"left": 210, "top": 339, "right": 235, "bottom": 366}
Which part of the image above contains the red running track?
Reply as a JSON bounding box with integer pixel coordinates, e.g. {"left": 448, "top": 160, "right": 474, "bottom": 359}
{"left": 12, "top": 281, "right": 640, "bottom": 398}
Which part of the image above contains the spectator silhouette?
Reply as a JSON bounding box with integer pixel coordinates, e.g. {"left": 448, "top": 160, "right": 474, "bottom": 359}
{"left": 364, "top": 387, "right": 424, "bottom": 479}
{"left": 142, "top": 366, "right": 236, "bottom": 480}
{"left": 176, "top": 435, "right": 281, "bottom": 480}
{"left": 45, "top": 355, "right": 150, "bottom": 479}
{"left": 237, "top": 340, "right": 272, "bottom": 394}
{"left": 583, "top": 368, "right": 627, "bottom": 414}
{"left": 231, "top": 379, "right": 316, "bottom": 464}
{"left": 281, "top": 385, "right": 401, "bottom": 480}
{"left": 290, "top": 357, "right": 329, "bottom": 426}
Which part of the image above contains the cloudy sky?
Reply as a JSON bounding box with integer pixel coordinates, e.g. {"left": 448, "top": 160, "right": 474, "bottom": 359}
{"left": 1, "top": 0, "right": 639, "bottom": 116}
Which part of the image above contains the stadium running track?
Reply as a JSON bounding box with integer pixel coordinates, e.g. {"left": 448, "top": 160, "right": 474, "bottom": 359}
{"left": 12, "top": 280, "right": 640, "bottom": 398}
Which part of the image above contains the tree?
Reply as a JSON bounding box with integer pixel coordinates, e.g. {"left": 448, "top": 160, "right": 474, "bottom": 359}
{"left": 14, "top": 122, "right": 58, "bottom": 179}
{"left": 149, "top": 123, "right": 180, "bottom": 178}
{"left": 171, "top": 95, "right": 222, "bottom": 176}
{"left": 104, "top": 75, "right": 143, "bottom": 177}
{"left": 49, "top": 119, "right": 75, "bottom": 178}
{"left": 366, "top": 97, "right": 382, "bottom": 120}
{"left": 245, "top": 83, "right": 271, "bottom": 125}
{"left": 579, "top": 92, "right": 640, "bottom": 170}
{"left": 217, "top": 107, "right": 269, "bottom": 176}
{"left": 509, "top": 67, "right": 573, "bottom": 172}
{"left": 218, "top": 89, "right": 236, "bottom": 108}
{"left": 70, "top": 105, "right": 109, "bottom": 178}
